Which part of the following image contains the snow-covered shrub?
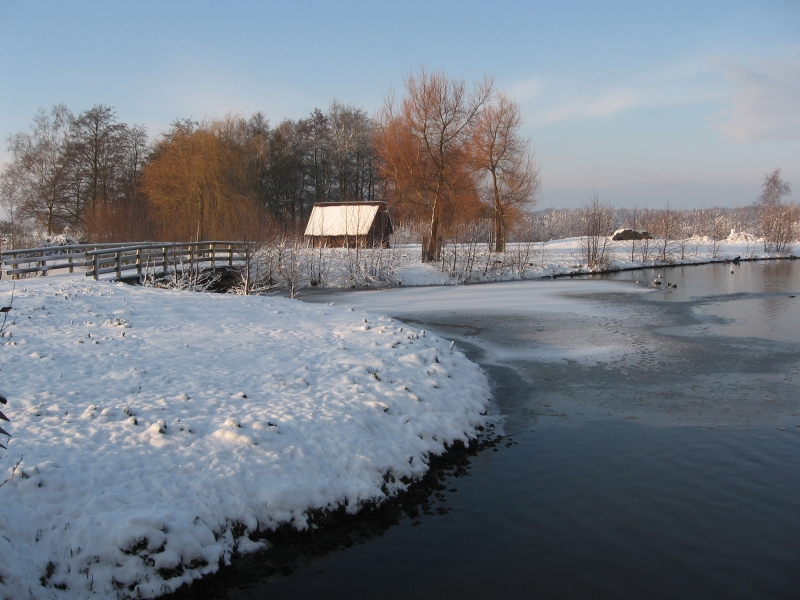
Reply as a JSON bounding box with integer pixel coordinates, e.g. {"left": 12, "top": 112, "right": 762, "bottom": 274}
{"left": 230, "top": 237, "right": 405, "bottom": 296}
{"left": 143, "top": 258, "right": 221, "bottom": 292}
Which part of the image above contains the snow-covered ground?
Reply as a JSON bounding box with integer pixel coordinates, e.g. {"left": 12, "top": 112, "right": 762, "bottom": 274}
{"left": 229, "top": 234, "right": 797, "bottom": 291}
{"left": 390, "top": 234, "right": 793, "bottom": 287}
{"left": 307, "top": 278, "right": 656, "bottom": 396}
{"left": 0, "top": 278, "right": 490, "bottom": 599}
{"left": 3, "top": 233, "right": 793, "bottom": 292}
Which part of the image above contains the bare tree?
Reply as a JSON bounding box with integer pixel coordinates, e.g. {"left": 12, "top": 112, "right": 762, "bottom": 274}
{"left": 328, "top": 101, "right": 377, "bottom": 202}
{"left": 698, "top": 208, "right": 729, "bottom": 258}
{"left": 70, "top": 105, "right": 130, "bottom": 222}
{"left": 652, "top": 204, "right": 679, "bottom": 262}
{"left": 277, "top": 234, "right": 304, "bottom": 297}
{"left": 676, "top": 216, "right": 693, "bottom": 260}
{"left": 579, "top": 191, "right": 615, "bottom": 269}
{"left": 471, "top": 93, "right": 540, "bottom": 252}
{"left": 0, "top": 166, "right": 33, "bottom": 249}
{"left": 84, "top": 122, "right": 153, "bottom": 242}
{"left": 378, "top": 68, "right": 493, "bottom": 261}
{"left": 621, "top": 206, "right": 640, "bottom": 262}
{"left": 2, "top": 105, "right": 74, "bottom": 235}
{"left": 506, "top": 213, "right": 538, "bottom": 276}
{"left": 230, "top": 200, "right": 273, "bottom": 295}
{"left": 442, "top": 219, "right": 490, "bottom": 281}
{"left": 757, "top": 169, "right": 795, "bottom": 252}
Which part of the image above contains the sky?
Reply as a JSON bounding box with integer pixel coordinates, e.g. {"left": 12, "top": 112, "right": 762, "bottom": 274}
{"left": 0, "top": 0, "right": 798, "bottom": 210}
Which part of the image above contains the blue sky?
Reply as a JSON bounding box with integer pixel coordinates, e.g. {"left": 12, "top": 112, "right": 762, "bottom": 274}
{"left": 1, "top": 0, "right": 798, "bottom": 209}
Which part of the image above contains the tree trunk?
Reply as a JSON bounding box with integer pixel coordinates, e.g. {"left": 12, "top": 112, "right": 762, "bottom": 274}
{"left": 424, "top": 179, "right": 444, "bottom": 262}
{"left": 197, "top": 195, "right": 205, "bottom": 242}
{"left": 424, "top": 202, "right": 441, "bottom": 262}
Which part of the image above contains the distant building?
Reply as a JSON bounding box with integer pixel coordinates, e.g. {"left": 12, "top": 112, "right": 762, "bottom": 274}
{"left": 304, "top": 202, "right": 393, "bottom": 248}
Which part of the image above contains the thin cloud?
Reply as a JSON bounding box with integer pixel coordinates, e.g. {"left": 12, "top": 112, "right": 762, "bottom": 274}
{"left": 506, "top": 77, "right": 544, "bottom": 104}
{"left": 542, "top": 88, "right": 642, "bottom": 122}
{"left": 713, "top": 56, "right": 800, "bottom": 142}
{"left": 513, "top": 61, "right": 726, "bottom": 125}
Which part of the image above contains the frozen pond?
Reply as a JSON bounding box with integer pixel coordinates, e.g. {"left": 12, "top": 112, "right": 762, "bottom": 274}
{"left": 202, "top": 260, "right": 800, "bottom": 599}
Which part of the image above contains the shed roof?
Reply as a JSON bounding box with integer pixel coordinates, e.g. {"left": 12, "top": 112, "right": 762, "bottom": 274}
{"left": 304, "top": 204, "right": 381, "bottom": 237}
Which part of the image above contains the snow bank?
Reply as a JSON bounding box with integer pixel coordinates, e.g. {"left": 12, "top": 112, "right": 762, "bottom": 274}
{"left": 250, "top": 234, "right": 796, "bottom": 292}
{"left": 524, "top": 235, "right": 786, "bottom": 277}
{"left": 0, "top": 279, "right": 490, "bottom": 599}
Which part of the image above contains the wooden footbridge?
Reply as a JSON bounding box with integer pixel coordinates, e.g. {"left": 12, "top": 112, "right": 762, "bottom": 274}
{"left": 1, "top": 241, "right": 252, "bottom": 281}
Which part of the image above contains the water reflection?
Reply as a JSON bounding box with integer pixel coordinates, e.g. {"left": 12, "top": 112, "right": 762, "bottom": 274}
{"left": 584, "top": 260, "right": 799, "bottom": 300}
{"left": 590, "top": 260, "right": 800, "bottom": 342}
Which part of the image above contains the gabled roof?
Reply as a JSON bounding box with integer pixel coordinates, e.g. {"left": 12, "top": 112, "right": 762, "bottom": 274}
{"left": 304, "top": 204, "right": 381, "bottom": 237}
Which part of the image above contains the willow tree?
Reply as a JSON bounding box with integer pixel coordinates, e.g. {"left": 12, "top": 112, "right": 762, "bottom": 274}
{"left": 472, "top": 93, "right": 540, "bottom": 252}
{"left": 143, "top": 119, "right": 255, "bottom": 241}
{"left": 378, "top": 69, "right": 493, "bottom": 261}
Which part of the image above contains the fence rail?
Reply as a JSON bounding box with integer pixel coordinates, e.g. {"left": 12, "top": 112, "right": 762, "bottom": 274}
{"left": 1, "top": 241, "right": 252, "bottom": 280}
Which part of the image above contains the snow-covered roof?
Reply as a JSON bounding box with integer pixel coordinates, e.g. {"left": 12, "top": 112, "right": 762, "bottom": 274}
{"left": 304, "top": 204, "right": 381, "bottom": 237}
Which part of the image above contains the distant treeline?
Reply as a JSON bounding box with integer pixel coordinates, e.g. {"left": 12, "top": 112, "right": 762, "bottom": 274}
{"left": 519, "top": 170, "right": 796, "bottom": 259}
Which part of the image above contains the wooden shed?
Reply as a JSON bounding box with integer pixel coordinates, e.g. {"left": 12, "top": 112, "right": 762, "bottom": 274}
{"left": 304, "top": 202, "right": 393, "bottom": 248}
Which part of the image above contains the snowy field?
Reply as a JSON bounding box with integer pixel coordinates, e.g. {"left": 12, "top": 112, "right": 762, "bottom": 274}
{"left": 389, "top": 234, "right": 794, "bottom": 288}
{"left": 218, "top": 234, "right": 797, "bottom": 291}
{"left": 0, "top": 278, "right": 490, "bottom": 599}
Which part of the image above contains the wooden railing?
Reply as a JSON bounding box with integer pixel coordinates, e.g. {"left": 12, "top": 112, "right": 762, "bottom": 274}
{"left": 1, "top": 241, "right": 252, "bottom": 281}
{"left": 1, "top": 243, "right": 125, "bottom": 277}
{"left": 83, "top": 242, "right": 251, "bottom": 280}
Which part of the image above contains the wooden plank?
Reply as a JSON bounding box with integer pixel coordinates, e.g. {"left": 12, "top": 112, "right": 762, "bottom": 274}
{"left": 5, "top": 266, "right": 50, "bottom": 275}
{"left": 2, "top": 252, "right": 91, "bottom": 266}
{"left": 5, "top": 260, "right": 95, "bottom": 275}
{"left": 0, "top": 242, "right": 133, "bottom": 257}
{"left": 5, "top": 258, "right": 93, "bottom": 270}
{"left": 95, "top": 263, "right": 144, "bottom": 276}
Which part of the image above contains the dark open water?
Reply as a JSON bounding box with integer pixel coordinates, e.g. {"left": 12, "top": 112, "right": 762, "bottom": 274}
{"left": 186, "top": 260, "right": 800, "bottom": 600}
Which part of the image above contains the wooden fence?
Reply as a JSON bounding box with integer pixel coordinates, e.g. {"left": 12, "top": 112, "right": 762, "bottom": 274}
{"left": 1, "top": 242, "right": 252, "bottom": 281}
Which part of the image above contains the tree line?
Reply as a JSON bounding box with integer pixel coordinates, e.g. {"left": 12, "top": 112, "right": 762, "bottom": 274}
{"left": 0, "top": 101, "right": 381, "bottom": 246}
{"left": 0, "top": 105, "right": 149, "bottom": 246}
{"left": 520, "top": 169, "right": 796, "bottom": 268}
{"left": 0, "top": 69, "right": 540, "bottom": 258}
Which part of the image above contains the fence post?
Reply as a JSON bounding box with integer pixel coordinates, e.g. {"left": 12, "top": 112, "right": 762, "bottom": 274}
{"left": 210, "top": 243, "right": 215, "bottom": 269}
{"left": 93, "top": 253, "right": 99, "bottom": 280}
{"left": 162, "top": 246, "right": 168, "bottom": 273}
{"left": 136, "top": 248, "right": 142, "bottom": 278}
{"left": 115, "top": 251, "right": 121, "bottom": 278}
{"left": 68, "top": 253, "right": 74, "bottom": 273}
